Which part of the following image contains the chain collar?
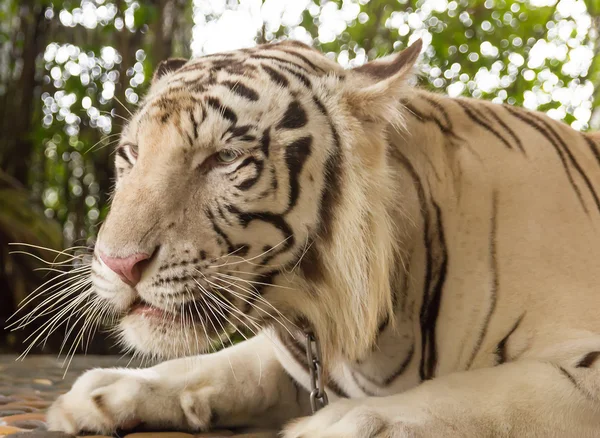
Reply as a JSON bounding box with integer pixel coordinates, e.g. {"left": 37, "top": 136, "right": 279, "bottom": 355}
{"left": 305, "top": 331, "right": 329, "bottom": 414}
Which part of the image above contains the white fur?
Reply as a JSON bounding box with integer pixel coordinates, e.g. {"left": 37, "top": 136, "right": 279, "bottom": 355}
{"left": 48, "top": 40, "right": 600, "bottom": 437}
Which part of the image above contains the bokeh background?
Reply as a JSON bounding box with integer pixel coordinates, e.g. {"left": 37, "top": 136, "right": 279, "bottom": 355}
{"left": 1, "top": 0, "right": 599, "bottom": 354}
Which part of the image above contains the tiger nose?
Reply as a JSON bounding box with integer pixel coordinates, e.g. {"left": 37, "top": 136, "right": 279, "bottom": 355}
{"left": 99, "top": 252, "right": 151, "bottom": 287}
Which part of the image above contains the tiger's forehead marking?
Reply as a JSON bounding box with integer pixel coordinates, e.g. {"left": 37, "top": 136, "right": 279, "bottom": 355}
{"left": 133, "top": 43, "right": 343, "bottom": 127}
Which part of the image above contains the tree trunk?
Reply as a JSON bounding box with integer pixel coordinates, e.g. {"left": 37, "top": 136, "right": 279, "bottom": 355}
{"left": 0, "top": 1, "right": 49, "bottom": 185}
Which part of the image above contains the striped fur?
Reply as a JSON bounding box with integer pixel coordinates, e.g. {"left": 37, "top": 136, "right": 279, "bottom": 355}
{"left": 49, "top": 40, "right": 600, "bottom": 437}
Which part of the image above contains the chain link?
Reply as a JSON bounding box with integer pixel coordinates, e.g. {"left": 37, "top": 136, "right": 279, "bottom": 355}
{"left": 305, "top": 331, "right": 329, "bottom": 414}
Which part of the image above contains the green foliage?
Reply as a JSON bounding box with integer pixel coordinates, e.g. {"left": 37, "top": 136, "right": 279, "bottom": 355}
{"left": 0, "top": 174, "right": 62, "bottom": 251}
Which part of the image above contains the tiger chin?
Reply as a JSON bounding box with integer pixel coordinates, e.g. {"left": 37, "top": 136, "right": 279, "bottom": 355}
{"left": 46, "top": 37, "right": 600, "bottom": 438}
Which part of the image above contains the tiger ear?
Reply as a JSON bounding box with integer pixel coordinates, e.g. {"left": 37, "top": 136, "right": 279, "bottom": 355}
{"left": 152, "top": 58, "right": 188, "bottom": 83}
{"left": 345, "top": 39, "right": 422, "bottom": 123}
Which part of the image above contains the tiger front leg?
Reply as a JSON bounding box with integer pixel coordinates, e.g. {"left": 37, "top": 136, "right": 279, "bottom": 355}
{"left": 48, "top": 334, "right": 309, "bottom": 435}
{"left": 283, "top": 357, "right": 600, "bottom": 438}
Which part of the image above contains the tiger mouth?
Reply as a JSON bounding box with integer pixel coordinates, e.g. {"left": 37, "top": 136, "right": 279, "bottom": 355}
{"left": 128, "top": 300, "right": 174, "bottom": 319}
{"left": 125, "top": 297, "right": 226, "bottom": 327}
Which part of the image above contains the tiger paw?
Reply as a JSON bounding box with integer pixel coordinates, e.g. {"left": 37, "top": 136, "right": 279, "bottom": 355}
{"left": 47, "top": 367, "right": 183, "bottom": 434}
{"left": 282, "top": 399, "right": 427, "bottom": 438}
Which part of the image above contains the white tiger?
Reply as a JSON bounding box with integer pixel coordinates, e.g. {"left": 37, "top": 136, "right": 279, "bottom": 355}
{"left": 46, "top": 38, "right": 600, "bottom": 437}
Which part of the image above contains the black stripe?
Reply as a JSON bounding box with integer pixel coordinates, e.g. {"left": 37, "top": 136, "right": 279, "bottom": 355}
{"left": 206, "top": 96, "right": 237, "bottom": 124}
{"left": 530, "top": 113, "right": 600, "bottom": 214}
{"left": 277, "top": 100, "right": 308, "bottom": 130}
{"left": 184, "top": 130, "right": 194, "bottom": 148}
{"left": 260, "top": 128, "right": 271, "bottom": 158}
{"left": 206, "top": 209, "right": 235, "bottom": 254}
{"left": 280, "top": 65, "right": 312, "bottom": 88}
{"left": 456, "top": 100, "right": 513, "bottom": 150}
{"left": 555, "top": 365, "right": 595, "bottom": 400}
{"left": 577, "top": 351, "right": 600, "bottom": 368}
{"left": 558, "top": 365, "right": 578, "bottom": 386}
{"left": 392, "top": 150, "right": 442, "bottom": 381}
{"left": 251, "top": 54, "right": 311, "bottom": 74}
{"left": 229, "top": 156, "right": 261, "bottom": 175}
{"left": 466, "top": 191, "right": 499, "bottom": 369}
{"left": 242, "top": 269, "right": 278, "bottom": 313}
{"left": 312, "top": 96, "right": 342, "bottom": 242}
{"left": 216, "top": 204, "right": 231, "bottom": 226}
{"left": 404, "top": 102, "right": 453, "bottom": 135}
{"left": 221, "top": 80, "right": 259, "bottom": 101}
{"left": 262, "top": 65, "right": 289, "bottom": 87}
{"left": 390, "top": 150, "right": 434, "bottom": 381}
{"left": 270, "top": 167, "right": 278, "bottom": 191}
{"left": 226, "top": 125, "right": 252, "bottom": 140}
{"left": 583, "top": 135, "right": 600, "bottom": 167}
{"left": 376, "top": 257, "right": 405, "bottom": 336}
{"left": 504, "top": 106, "right": 589, "bottom": 215}
{"left": 356, "top": 344, "right": 415, "bottom": 392}
{"left": 383, "top": 344, "right": 415, "bottom": 385}
{"left": 422, "top": 95, "right": 454, "bottom": 131}
{"left": 224, "top": 205, "right": 295, "bottom": 265}
{"left": 116, "top": 147, "right": 132, "bottom": 164}
{"left": 485, "top": 106, "right": 526, "bottom": 154}
{"left": 285, "top": 136, "right": 312, "bottom": 212}
{"left": 190, "top": 109, "right": 199, "bottom": 139}
{"left": 235, "top": 159, "right": 264, "bottom": 191}
{"left": 277, "top": 48, "right": 325, "bottom": 73}
{"left": 420, "top": 202, "right": 448, "bottom": 380}
{"left": 495, "top": 312, "right": 525, "bottom": 364}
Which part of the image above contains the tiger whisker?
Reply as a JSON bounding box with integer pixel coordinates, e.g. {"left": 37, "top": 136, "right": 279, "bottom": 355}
{"left": 191, "top": 279, "right": 231, "bottom": 352}
{"left": 98, "top": 109, "right": 131, "bottom": 124}
{"left": 184, "top": 290, "right": 202, "bottom": 357}
{"left": 187, "top": 287, "right": 215, "bottom": 354}
{"left": 10, "top": 276, "right": 92, "bottom": 329}
{"left": 8, "top": 243, "right": 90, "bottom": 257}
{"left": 286, "top": 236, "right": 313, "bottom": 276}
{"left": 30, "top": 289, "right": 94, "bottom": 348}
{"left": 219, "top": 269, "right": 271, "bottom": 277}
{"left": 215, "top": 272, "right": 295, "bottom": 291}
{"left": 211, "top": 273, "right": 295, "bottom": 326}
{"left": 203, "top": 281, "right": 298, "bottom": 367}
{"left": 59, "top": 296, "right": 101, "bottom": 358}
{"left": 11, "top": 271, "right": 92, "bottom": 326}
{"left": 210, "top": 272, "right": 298, "bottom": 329}
{"left": 8, "top": 266, "right": 92, "bottom": 324}
{"left": 192, "top": 281, "right": 238, "bottom": 379}
{"left": 85, "top": 133, "right": 122, "bottom": 154}
{"left": 113, "top": 95, "right": 134, "bottom": 117}
{"left": 213, "top": 244, "right": 250, "bottom": 261}
{"left": 202, "top": 291, "right": 260, "bottom": 341}
{"left": 17, "top": 289, "right": 93, "bottom": 360}
{"left": 8, "top": 247, "right": 88, "bottom": 268}
{"left": 209, "top": 236, "right": 292, "bottom": 269}
{"left": 62, "top": 298, "right": 107, "bottom": 375}
{"left": 204, "top": 274, "right": 296, "bottom": 339}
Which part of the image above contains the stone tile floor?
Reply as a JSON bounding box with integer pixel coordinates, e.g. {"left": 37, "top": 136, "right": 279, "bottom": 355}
{"left": 0, "top": 356, "right": 275, "bottom": 438}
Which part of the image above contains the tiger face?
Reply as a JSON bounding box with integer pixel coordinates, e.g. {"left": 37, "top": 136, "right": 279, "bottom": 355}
{"left": 92, "top": 40, "right": 421, "bottom": 359}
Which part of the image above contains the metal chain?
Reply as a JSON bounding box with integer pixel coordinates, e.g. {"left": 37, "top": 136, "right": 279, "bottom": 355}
{"left": 305, "top": 331, "right": 329, "bottom": 414}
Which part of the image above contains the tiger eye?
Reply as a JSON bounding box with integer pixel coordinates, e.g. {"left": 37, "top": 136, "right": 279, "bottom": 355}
{"left": 129, "top": 144, "right": 139, "bottom": 159}
{"left": 216, "top": 149, "right": 239, "bottom": 163}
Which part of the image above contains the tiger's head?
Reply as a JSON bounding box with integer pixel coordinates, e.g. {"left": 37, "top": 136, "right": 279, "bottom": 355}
{"left": 93, "top": 39, "right": 422, "bottom": 361}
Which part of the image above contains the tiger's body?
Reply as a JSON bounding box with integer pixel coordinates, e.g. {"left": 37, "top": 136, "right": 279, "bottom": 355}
{"left": 46, "top": 39, "right": 600, "bottom": 437}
